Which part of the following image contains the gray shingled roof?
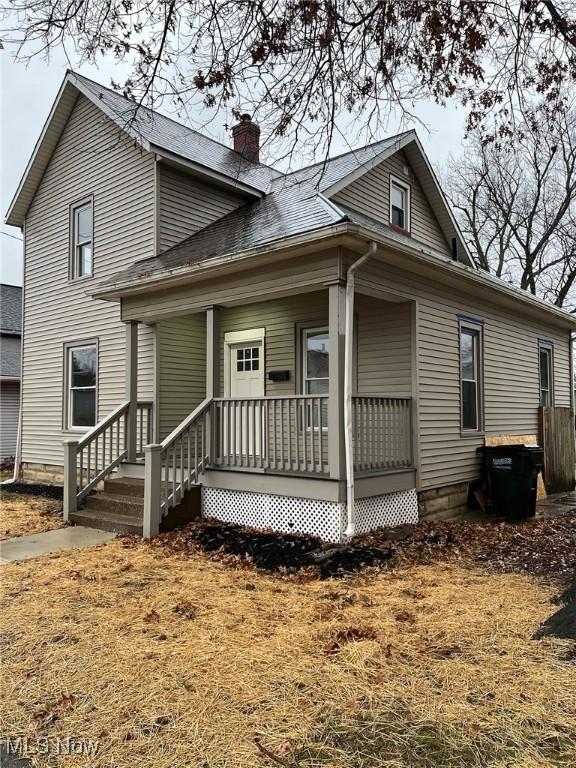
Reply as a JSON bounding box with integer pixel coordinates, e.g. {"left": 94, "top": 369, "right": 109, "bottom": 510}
{"left": 0, "top": 334, "right": 21, "bottom": 379}
{"left": 97, "top": 128, "right": 422, "bottom": 290}
{"left": 0, "top": 284, "right": 22, "bottom": 334}
{"left": 73, "top": 73, "right": 280, "bottom": 193}
{"left": 101, "top": 175, "right": 344, "bottom": 287}
{"left": 285, "top": 132, "right": 411, "bottom": 191}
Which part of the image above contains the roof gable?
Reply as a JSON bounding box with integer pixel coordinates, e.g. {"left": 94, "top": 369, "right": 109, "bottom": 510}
{"left": 5, "top": 71, "right": 279, "bottom": 227}
{"left": 323, "top": 133, "right": 473, "bottom": 266}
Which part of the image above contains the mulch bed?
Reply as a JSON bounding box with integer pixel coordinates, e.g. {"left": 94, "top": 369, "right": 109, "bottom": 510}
{"left": 146, "top": 521, "right": 395, "bottom": 579}
{"left": 535, "top": 579, "right": 576, "bottom": 641}
{"left": 142, "top": 510, "right": 576, "bottom": 581}
{"left": 0, "top": 482, "right": 63, "bottom": 500}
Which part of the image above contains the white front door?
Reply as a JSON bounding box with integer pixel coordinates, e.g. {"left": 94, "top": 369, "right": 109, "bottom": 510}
{"left": 225, "top": 333, "right": 265, "bottom": 459}
{"left": 229, "top": 341, "right": 264, "bottom": 398}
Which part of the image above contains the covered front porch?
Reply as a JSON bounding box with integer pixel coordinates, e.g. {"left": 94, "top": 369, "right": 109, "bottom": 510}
{"left": 64, "top": 273, "right": 419, "bottom": 541}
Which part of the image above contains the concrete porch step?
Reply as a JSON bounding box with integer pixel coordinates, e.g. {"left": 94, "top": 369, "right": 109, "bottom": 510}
{"left": 103, "top": 477, "right": 145, "bottom": 498}
{"left": 85, "top": 492, "right": 144, "bottom": 519}
{"left": 69, "top": 508, "right": 142, "bottom": 535}
{"left": 116, "top": 461, "right": 145, "bottom": 480}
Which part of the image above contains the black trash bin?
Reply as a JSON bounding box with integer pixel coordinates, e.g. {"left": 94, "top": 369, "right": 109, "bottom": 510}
{"left": 479, "top": 445, "right": 544, "bottom": 519}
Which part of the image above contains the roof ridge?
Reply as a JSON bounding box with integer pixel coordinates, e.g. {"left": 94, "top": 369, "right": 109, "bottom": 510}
{"left": 284, "top": 130, "right": 415, "bottom": 177}
{"left": 70, "top": 71, "right": 282, "bottom": 176}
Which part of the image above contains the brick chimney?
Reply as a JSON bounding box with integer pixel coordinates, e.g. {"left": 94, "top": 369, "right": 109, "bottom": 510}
{"left": 232, "top": 114, "right": 260, "bottom": 162}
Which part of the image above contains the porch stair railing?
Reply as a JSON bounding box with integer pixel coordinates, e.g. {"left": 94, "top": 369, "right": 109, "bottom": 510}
{"left": 143, "top": 398, "right": 212, "bottom": 537}
{"left": 63, "top": 400, "right": 153, "bottom": 519}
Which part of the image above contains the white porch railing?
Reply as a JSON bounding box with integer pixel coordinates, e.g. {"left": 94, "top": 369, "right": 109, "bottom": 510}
{"left": 352, "top": 396, "right": 412, "bottom": 471}
{"left": 143, "top": 398, "right": 212, "bottom": 537}
{"left": 88, "top": 394, "right": 414, "bottom": 537}
{"left": 63, "top": 400, "right": 153, "bottom": 518}
{"left": 213, "top": 395, "right": 329, "bottom": 475}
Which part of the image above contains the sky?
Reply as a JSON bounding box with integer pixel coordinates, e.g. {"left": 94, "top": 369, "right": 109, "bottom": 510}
{"left": 0, "top": 51, "right": 468, "bottom": 288}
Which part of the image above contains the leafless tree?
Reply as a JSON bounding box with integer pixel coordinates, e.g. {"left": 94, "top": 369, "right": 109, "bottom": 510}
{"left": 447, "top": 107, "right": 576, "bottom": 311}
{"left": 1, "top": 1, "right": 575, "bottom": 162}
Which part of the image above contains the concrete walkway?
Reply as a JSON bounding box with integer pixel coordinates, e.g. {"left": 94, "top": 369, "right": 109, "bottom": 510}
{"left": 0, "top": 526, "right": 115, "bottom": 564}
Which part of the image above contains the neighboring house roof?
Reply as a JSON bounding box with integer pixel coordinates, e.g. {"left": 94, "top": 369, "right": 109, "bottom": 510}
{"left": 0, "top": 284, "right": 22, "bottom": 334}
{"left": 0, "top": 334, "right": 22, "bottom": 379}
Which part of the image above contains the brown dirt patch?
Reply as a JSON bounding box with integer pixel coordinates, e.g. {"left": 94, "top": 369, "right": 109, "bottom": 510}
{"left": 0, "top": 492, "right": 65, "bottom": 541}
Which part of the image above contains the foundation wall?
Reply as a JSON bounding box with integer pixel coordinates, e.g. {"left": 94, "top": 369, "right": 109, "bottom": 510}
{"left": 418, "top": 481, "right": 469, "bottom": 519}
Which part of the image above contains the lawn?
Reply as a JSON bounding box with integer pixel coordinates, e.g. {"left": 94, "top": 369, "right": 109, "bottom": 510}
{"left": 0, "top": 492, "right": 65, "bottom": 541}
{"left": 1, "top": 521, "right": 575, "bottom": 767}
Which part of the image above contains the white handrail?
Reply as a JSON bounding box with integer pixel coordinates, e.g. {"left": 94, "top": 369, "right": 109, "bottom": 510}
{"left": 77, "top": 400, "right": 129, "bottom": 449}
{"left": 160, "top": 397, "right": 212, "bottom": 450}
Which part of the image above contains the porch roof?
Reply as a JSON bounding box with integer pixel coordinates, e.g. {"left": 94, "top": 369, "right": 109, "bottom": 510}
{"left": 95, "top": 174, "right": 347, "bottom": 289}
{"left": 93, "top": 203, "right": 576, "bottom": 330}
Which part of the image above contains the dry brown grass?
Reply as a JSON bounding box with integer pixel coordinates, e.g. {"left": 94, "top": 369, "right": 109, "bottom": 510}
{"left": 0, "top": 539, "right": 575, "bottom": 767}
{"left": 0, "top": 492, "right": 65, "bottom": 541}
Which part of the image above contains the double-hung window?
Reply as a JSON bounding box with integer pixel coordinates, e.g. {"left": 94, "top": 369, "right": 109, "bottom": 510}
{"left": 303, "top": 328, "right": 329, "bottom": 394}
{"left": 460, "top": 321, "right": 483, "bottom": 431}
{"left": 66, "top": 342, "right": 97, "bottom": 429}
{"left": 302, "top": 327, "right": 329, "bottom": 429}
{"left": 390, "top": 176, "right": 410, "bottom": 231}
{"left": 538, "top": 342, "right": 554, "bottom": 407}
{"left": 70, "top": 198, "right": 93, "bottom": 279}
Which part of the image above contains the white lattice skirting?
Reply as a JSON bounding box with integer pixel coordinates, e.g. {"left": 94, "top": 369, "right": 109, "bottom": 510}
{"left": 201, "top": 488, "right": 418, "bottom": 542}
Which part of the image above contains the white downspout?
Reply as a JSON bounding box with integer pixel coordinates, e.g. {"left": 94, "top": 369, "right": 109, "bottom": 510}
{"left": 344, "top": 240, "right": 377, "bottom": 539}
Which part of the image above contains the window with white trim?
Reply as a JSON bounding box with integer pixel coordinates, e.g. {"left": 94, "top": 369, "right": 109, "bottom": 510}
{"left": 539, "top": 343, "right": 554, "bottom": 407}
{"left": 460, "top": 324, "right": 483, "bottom": 431}
{"left": 390, "top": 176, "right": 410, "bottom": 230}
{"left": 66, "top": 343, "right": 97, "bottom": 429}
{"left": 302, "top": 327, "right": 329, "bottom": 394}
{"left": 70, "top": 199, "right": 93, "bottom": 278}
{"left": 302, "top": 327, "right": 329, "bottom": 430}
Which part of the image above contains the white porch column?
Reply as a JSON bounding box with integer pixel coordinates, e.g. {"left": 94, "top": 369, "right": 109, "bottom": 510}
{"left": 125, "top": 320, "right": 139, "bottom": 462}
{"left": 205, "top": 306, "right": 221, "bottom": 462}
{"left": 205, "top": 305, "right": 221, "bottom": 398}
{"left": 327, "top": 280, "right": 346, "bottom": 479}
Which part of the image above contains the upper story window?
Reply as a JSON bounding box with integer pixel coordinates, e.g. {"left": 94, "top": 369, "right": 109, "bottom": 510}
{"left": 459, "top": 319, "right": 483, "bottom": 432}
{"left": 70, "top": 198, "right": 93, "bottom": 279}
{"left": 66, "top": 342, "right": 97, "bottom": 430}
{"left": 390, "top": 176, "right": 410, "bottom": 231}
{"left": 538, "top": 342, "right": 554, "bottom": 407}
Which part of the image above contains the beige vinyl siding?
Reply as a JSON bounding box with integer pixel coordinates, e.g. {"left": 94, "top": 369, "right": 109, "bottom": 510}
{"left": 0, "top": 382, "right": 20, "bottom": 459}
{"left": 122, "top": 250, "right": 342, "bottom": 321}
{"left": 21, "top": 94, "right": 156, "bottom": 468}
{"left": 155, "top": 290, "right": 413, "bottom": 437}
{"left": 356, "top": 295, "right": 412, "bottom": 396}
{"left": 158, "top": 164, "right": 244, "bottom": 251}
{"left": 333, "top": 150, "right": 451, "bottom": 254}
{"left": 157, "top": 314, "right": 207, "bottom": 439}
{"left": 220, "top": 292, "right": 330, "bottom": 397}
{"left": 354, "top": 256, "right": 572, "bottom": 490}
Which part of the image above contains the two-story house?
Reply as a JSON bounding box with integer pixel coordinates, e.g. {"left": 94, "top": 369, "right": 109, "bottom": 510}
{"left": 5, "top": 72, "right": 575, "bottom": 542}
